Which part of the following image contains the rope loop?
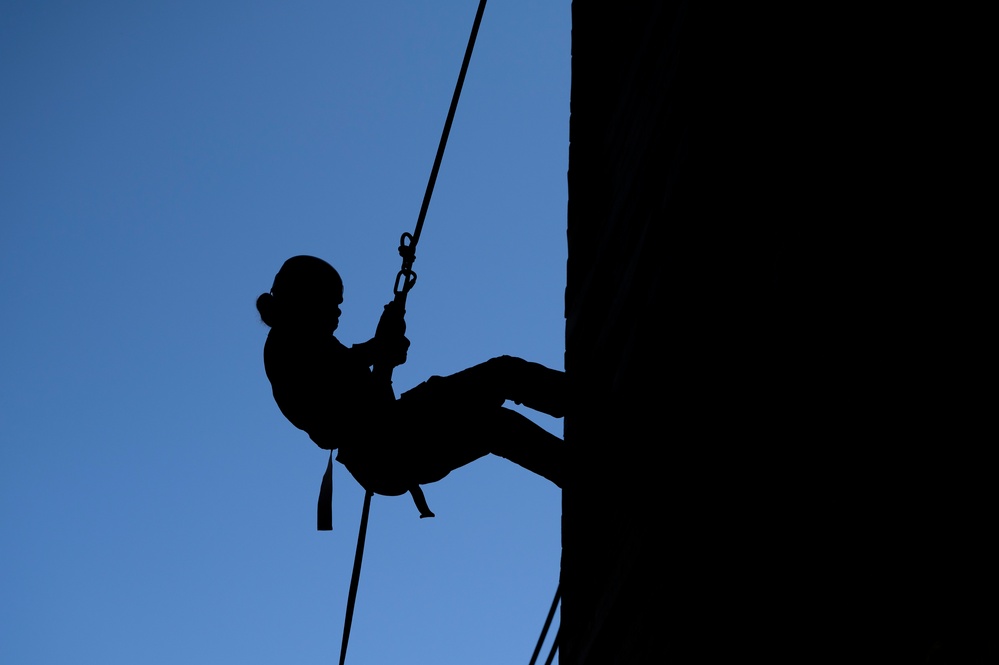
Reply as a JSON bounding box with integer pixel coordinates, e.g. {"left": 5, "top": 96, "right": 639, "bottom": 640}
{"left": 393, "top": 232, "right": 418, "bottom": 300}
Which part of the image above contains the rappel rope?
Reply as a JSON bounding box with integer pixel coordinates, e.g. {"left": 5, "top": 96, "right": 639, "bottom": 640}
{"left": 335, "top": 1, "right": 489, "bottom": 663}
{"left": 386, "top": 0, "right": 488, "bottom": 311}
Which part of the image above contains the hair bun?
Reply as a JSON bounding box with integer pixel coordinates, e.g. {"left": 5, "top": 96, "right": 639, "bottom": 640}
{"left": 256, "top": 292, "right": 278, "bottom": 327}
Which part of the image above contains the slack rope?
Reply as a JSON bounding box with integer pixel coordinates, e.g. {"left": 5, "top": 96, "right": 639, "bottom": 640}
{"left": 543, "top": 628, "right": 560, "bottom": 665}
{"left": 528, "top": 583, "right": 561, "bottom": 665}
{"left": 337, "top": 2, "right": 489, "bottom": 663}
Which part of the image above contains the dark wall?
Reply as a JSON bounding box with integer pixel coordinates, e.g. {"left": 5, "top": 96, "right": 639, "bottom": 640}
{"left": 562, "top": 2, "right": 990, "bottom": 663}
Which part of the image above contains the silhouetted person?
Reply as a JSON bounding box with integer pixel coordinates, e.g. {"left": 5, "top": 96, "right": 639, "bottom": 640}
{"left": 257, "top": 255, "right": 566, "bottom": 516}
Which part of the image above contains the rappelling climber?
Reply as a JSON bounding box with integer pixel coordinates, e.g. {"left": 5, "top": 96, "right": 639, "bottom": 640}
{"left": 257, "top": 255, "right": 567, "bottom": 517}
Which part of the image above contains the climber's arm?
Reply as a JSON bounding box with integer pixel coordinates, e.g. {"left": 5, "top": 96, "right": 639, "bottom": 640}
{"left": 350, "top": 300, "right": 410, "bottom": 370}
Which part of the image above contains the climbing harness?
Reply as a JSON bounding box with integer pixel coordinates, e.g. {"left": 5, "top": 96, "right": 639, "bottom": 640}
{"left": 335, "top": 1, "right": 489, "bottom": 663}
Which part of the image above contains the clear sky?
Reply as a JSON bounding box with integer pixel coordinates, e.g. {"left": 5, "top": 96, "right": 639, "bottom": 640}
{"left": 1, "top": 2, "right": 569, "bottom": 663}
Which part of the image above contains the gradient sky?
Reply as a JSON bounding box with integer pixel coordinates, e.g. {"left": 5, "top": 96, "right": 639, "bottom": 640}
{"left": 1, "top": 2, "right": 569, "bottom": 663}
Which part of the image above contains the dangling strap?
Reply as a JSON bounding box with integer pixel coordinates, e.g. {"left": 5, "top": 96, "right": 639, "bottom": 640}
{"left": 318, "top": 450, "right": 334, "bottom": 531}
{"left": 409, "top": 486, "right": 435, "bottom": 518}
{"left": 319, "top": 454, "right": 434, "bottom": 523}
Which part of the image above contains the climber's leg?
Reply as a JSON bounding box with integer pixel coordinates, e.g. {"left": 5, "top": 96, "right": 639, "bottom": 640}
{"left": 406, "top": 356, "right": 566, "bottom": 418}
{"left": 485, "top": 407, "right": 566, "bottom": 487}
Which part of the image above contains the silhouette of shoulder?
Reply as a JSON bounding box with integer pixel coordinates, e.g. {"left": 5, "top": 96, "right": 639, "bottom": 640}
{"left": 263, "top": 330, "right": 378, "bottom": 449}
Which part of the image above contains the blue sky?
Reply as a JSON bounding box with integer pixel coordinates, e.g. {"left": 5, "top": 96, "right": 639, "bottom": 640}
{"left": 1, "top": 2, "right": 569, "bottom": 663}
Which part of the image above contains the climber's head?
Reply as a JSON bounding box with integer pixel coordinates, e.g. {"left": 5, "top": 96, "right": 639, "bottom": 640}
{"left": 256, "top": 255, "right": 343, "bottom": 334}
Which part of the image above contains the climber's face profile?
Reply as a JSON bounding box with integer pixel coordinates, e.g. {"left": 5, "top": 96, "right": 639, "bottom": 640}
{"left": 330, "top": 285, "right": 344, "bottom": 333}
{"left": 264, "top": 255, "right": 345, "bottom": 335}
{"left": 307, "top": 277, "right": 343, "bottom": 335}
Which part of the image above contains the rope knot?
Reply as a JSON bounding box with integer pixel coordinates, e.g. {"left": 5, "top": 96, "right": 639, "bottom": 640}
{"left": 398, "top": 232, "right": 417, "bottom": 265}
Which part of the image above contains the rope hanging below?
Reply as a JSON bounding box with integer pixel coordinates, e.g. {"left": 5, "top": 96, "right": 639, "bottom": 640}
{"left": 338, "top": 489, "right": 372, "bottom": 665}
{"left": 335, "top": 2, "right": 489, "bottom": 664}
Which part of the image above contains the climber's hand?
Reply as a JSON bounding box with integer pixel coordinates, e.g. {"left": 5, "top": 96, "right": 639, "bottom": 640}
{"left": 376, "top": 300, "right": 406, "bottom": 339}
{"left": 380, "top": 333, "right": 409, "bottom": 368}
{"left": 375, "top": 301, "right": 408, "bottom": 367}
